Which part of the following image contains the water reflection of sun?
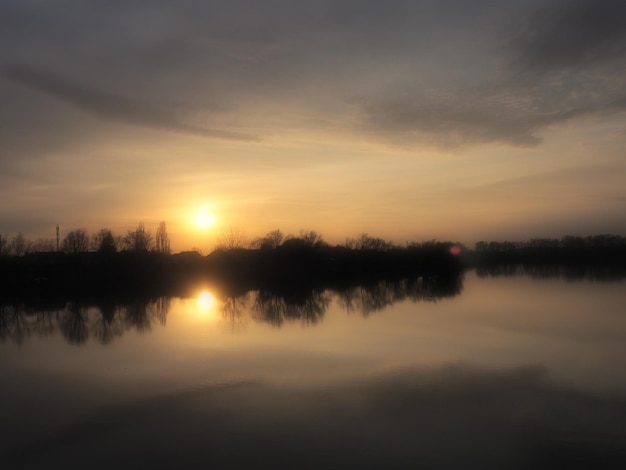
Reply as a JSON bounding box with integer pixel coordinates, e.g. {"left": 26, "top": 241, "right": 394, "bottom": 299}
{"left": 197, "top": 290, "right": 216, "bottom": 310}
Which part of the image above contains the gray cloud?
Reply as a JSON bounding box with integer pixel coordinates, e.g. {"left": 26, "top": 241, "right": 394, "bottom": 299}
{"left": 1, "top": 1, "right": 625, "bottom": 152}
{"left": 357, "top": 83, "right": 626, "bottom": 148}
{"left": 355, "top": 0, "right": 626, "bottom": 148}
{"left": 359, "top": 95, "right": 560, "bottom": 148}
{"left": 2, "top": 65, "right": 258, "bottom": 141}
{"left": 0, "top": 1, "right": 517, "bottom": 149}
{"left": 508, "top": 0, "right": 626, "bottom": 73}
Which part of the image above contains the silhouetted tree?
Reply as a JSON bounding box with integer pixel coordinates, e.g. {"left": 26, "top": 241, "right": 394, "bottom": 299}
{"left": 10, "top": 233, "right": 31, "bottom": 256}
{"left": 91, "top": 229, "right": 117, "bottom": 254}
{"left": 155, "top": 222, "right": 170, "bottom": 254}
{"left": 123, "top": 223, "right": 153, "bottom": 252}
{"left": 560, "top": 235, "right": 585, "bottom": 250}
{"left": 345, "top": 233, "right": 393, "bottom": 251}
{"left": 0, "top": 234, "right": 9, "bottom": 256}
{"left": 281, "top": 230, "right": 327, "bottom": 250}
{"left": 298, "top": 230, "right": 326, "bottom": 248}
{"left": 216, "top": 228, "right": 248, "bottom": 250}
{"left": 62, "top": 229, "right": 89, "bottom": 254}
{"left": 33, "top": 237, "right": 56, "bottom": 252}
{"left": 251, "top": 229, "right": 284, "bottom": 250}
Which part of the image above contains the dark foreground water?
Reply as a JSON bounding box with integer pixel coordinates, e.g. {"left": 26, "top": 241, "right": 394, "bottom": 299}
{"left": 1, "top": 271, "right": 626, "bottom": 469}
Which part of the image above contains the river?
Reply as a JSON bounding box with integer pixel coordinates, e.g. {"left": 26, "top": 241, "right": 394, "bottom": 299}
{"left": 1, "top": 270, "right": 625, "bottom": 468}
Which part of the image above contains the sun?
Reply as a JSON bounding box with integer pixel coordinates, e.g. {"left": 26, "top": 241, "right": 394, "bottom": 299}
{"left": 194, "top": 209, "right": 216, "bottom": 229}
{"left": 197, "top": 290, "right": 215, "bottom": 310}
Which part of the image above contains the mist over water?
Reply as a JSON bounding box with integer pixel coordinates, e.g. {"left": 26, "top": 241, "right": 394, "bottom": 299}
{"left": 2, "top": 271, "right": 626, "bottom": 469}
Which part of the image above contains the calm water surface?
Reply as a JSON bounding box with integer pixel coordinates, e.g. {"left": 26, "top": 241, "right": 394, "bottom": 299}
{"left": 1, "top": 271, "right": 626, "bottom": 469}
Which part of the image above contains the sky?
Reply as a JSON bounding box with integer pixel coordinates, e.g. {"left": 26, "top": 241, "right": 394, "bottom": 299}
{"left": 1, "top": 0, "right": 626, "bottom": 253}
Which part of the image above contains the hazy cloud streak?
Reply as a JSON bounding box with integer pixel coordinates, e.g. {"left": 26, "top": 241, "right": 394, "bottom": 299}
{"left": 356, "top": 0, "right": 626, "bottom": 148}
{"left": 358, "top": 87, "right": 625, "bottom": 148}
{"left": 2, "top": 65, "right": 258, "bottom": 142}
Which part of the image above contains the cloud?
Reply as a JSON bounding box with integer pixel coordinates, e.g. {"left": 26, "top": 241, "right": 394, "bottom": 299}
{"left": 356, "top": 85, "right": 611, "bottom": 148}
{"left": 508, "top": 0, "right": 626, "bottom": 73}
{"left": 1, "top": 1, "right": 625, "bottom": 152}
{"left": 354, "top": 0, "right": 626, "bottom": 148}
{"left": 356, "top": 88, "right": 625, "bottom": 149}
{"left": 2, "top": 64, "right": 258, "bottom": 141}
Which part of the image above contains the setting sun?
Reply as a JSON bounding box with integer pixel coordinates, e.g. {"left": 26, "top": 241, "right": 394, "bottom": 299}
{"left": 194, "top": 210, "right": 216, "bottom": 229}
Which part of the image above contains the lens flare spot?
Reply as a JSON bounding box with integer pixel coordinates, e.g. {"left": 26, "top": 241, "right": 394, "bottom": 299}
{"left": 450, "top": 245, "right": 462, "bottom": 256}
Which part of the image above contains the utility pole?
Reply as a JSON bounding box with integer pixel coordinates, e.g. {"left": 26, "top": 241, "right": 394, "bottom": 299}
{"left": 56, "top": 226, "right": 59, "bottom": 252}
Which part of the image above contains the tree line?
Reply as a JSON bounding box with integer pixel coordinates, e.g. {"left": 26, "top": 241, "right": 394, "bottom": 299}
{"left": 0, "top": 225, "right": 461, "bottom": 258}
{"left": 216, "top": 228, "right": 460, "bottom": 253}
{"left": 472, "top": 234, "right": 626, "bottom": 265}
{"left": 1, "top": 225, "right": 625, "bottom": 300}
{"left": 3, "top": 223, "right": 626, "bottom": 265}
{"left": 0, "top": 226, "right": 464, "bottom": 300}
{"left": 0, "top": 222, "right": 171, "bottom": 256}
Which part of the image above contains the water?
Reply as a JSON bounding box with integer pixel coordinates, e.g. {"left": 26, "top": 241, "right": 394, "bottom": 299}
{"left": 1, "top": 271, "right": 626, "bottom": 469}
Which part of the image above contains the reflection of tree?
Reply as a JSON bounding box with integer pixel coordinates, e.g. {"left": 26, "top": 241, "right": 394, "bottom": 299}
{"left": 0, "top": 306, "right": 11, "bottom": 342}
{"left": 123, "top": 297, "right": 170, "bottom": 333}
{"left": 335, "top": 275, "right": 463, "bottom": 316}
{"left": 91, "top": 300, "right": 124, "bottom": 345}
{"left": 0, "top": 296, "right": 172, "bottom": 346}
{"left": 33, "top": 309, "right": 58, "bottom": 338}
{"left": 1, "top": 302, "right": 66, "bottom": 345}
{"left": 475, "top": 264, "right": 626, "bottom": 282}
{"left": 220, "top": 294, "right": 249, "bottom": 334}
{"left": 0, "top": 305, "right": 31, "bottom": 346}
{"left": 252, "top": 289, "right": 330, "bottom": 327}
{"left": 403, "top": 275, "right": 463, "bottom": 302}
{"left": 336, "top": 282, "right": 396, "bottom": 316}
{"left": 58, "top": 302, "right": 89, "bottom": 345}
{"left": 0, "top": 275, "right": 464, "bottom": 344}
{"left": 153, "top": 297, "right": 169, "bottom": 326}
{"left": 124, "top": 299, "right": 153, "bottom": 333}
